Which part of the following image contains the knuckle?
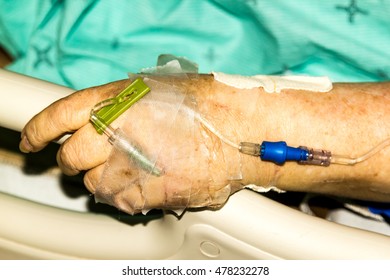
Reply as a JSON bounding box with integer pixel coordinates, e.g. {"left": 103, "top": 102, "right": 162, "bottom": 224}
{"left": 83, "top": 165, "right": 105, "bottom": 194}
{"left": 83, "top": 172, "right": 96, "bottom": 193}
{"left": 24, "top": 120, "right": 46, "bottom": 150}
{"left": 50, "top": 99, "right": 72, "bottom": 130}
{"left": 58, "top": 142, "right": 82, "bottom": 173}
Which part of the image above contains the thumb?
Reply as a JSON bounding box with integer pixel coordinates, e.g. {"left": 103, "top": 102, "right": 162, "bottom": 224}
{"left": 20, "top": 79, "right": 130, "bottom": 153}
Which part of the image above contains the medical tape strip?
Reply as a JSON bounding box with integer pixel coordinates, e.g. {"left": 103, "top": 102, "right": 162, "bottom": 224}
{"left": 95, "top": 77, "right": 197, "bottom": 213}
{"left": 202, "top": 75, "right": 263, "bottom": 184}
{"left": 133, "top": 75, "right": 234, "bottom": 210}
{"left": 141, "top": 77, "right": 195, "bottom": 210}
{"left": 141, "top": 76, "right": 225, "bottom": 210}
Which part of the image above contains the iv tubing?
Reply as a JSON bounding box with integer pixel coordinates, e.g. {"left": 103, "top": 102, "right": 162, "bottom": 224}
{"left": 131, "top": 98, "right": 240, "bottom": 150}
{"left": 331, "top": 138, "right": 390, "bottom": 165}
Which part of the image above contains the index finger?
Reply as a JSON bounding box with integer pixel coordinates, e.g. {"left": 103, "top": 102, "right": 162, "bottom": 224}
{"left": 20, "top": 79, "right": 131, "bottom": 153}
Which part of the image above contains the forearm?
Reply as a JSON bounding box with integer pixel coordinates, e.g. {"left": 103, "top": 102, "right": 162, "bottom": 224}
{"left": 183, "top": 75, "right": 390, "bottom": 201}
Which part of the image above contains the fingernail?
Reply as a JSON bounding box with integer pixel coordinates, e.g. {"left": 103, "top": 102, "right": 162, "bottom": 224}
{"left": 19, "top": 135, "right": 33, "bottom": 153}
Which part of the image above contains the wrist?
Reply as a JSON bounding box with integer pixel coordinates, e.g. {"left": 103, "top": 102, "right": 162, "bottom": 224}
{"left": 189, "top": 77, "right": 390, "bottom": 201}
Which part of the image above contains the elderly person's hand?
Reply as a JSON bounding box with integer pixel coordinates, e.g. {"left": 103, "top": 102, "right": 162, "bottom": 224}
{"left": 19, "top": 76, "right": 245, "bottom": 214}
{"left": 20, "top": 75, "right": 390, "bottom": 214}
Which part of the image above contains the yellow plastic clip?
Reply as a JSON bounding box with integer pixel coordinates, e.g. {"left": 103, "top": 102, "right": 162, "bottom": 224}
{"left": 92, "top": 78, "right": 150, "bottom": 134}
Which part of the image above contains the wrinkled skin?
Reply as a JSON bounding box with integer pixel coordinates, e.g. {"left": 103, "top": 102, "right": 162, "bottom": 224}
{"left": 92, "top": 79, "right": 240, "bottom": 214}
{"left": 20, "top": 76, "right": 243, "bottom": 214}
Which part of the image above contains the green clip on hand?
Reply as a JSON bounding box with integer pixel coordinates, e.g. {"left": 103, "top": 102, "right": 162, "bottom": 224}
{"left": 90, "top": 78, "right": 162, "bottom": 176}
{"left": 91, "top": 78, "right": 150, "bottom": 134}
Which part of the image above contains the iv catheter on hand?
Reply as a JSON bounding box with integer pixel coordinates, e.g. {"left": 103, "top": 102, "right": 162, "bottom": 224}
{"left": 90, "top": 78, "right": 162, "bottom": 176}
{"left": 239, "top": 139, "right": 390, "bottom": 166}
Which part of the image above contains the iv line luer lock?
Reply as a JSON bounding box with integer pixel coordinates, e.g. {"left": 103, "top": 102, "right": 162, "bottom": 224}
{"left": 239, "top": 139, "right": 390, "bottom": 166}
{"left": 239, "top": 141, "right": 332, "bottom": 166}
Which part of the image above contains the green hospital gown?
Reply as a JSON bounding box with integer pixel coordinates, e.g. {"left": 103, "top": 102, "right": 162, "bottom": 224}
{"left": 0, "top": 0, "right": 389, "bottom": 89}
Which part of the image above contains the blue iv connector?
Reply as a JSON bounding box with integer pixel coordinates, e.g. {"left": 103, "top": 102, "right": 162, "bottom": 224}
{"left": 239, "top": 141, "right": 332, "bottom": 166}
{"left": 260, "top": 141, "right": 308, "bottom": 164}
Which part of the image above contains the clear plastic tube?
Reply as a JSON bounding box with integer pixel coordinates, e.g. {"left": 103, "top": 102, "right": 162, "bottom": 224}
{"left": 190, "top": 110, "right": 240, "bottom": 150}
{"left": 125, "top": 98, "right": 240, "bottom": 150}
{"left": 90, "top": 103, "right": 163, "bottom": 176}
{"left": 331, "top": 138, "right": 390, "bottom": 165}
